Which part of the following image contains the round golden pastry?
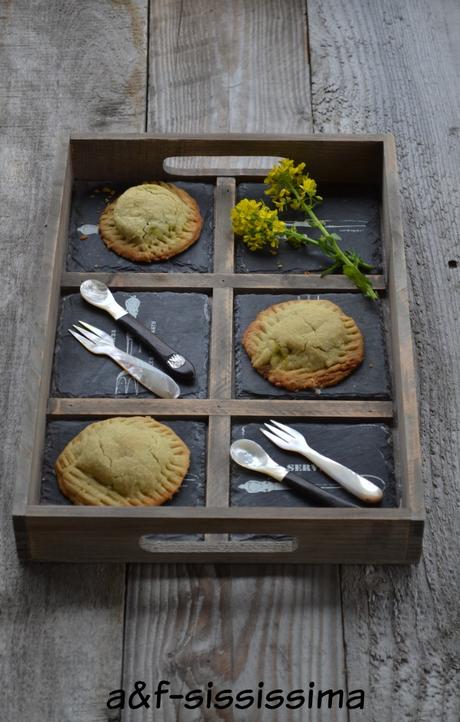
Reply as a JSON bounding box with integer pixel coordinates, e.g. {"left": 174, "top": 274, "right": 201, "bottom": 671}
{"left": 243, "top": 299, "right": 364, "bottom": 390}
{"left": 55, "top": 416, "right": 190, "bottom": 506}
{"left": 99, "top": 182, "right": 203, "bottom": 262}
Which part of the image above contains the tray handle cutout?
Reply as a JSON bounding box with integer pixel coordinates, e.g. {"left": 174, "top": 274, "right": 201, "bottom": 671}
{"left": 163, "top": 156, "right": 284, "bottom": 177}
{"left": 139, "top": 535, "right": 298, "bottom": 555}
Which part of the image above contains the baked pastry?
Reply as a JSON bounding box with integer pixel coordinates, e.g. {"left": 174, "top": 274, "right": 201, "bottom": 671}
{"left": 243, "top": 299, "right": 364, "bottom": 390}
{"left": 55, "top": 416, "right": 190, "bottom": 506}
{"left": 99, "top": 182, "right": 203, "bottom": 262}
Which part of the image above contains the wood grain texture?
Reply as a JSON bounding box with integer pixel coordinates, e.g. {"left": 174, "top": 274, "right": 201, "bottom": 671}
{"left": 2, "top": 0, "right": 449, "bottom": 716}
{"left": 213, "top": 178, "right": 236, "bottom": 272}
{"left": 382, "top": 137, "right": 423, "bottom": 510}
{"left": 148, "top": 0, "right": 312, "bottom": 173}
{"left": 62, "top": 270, "right": 386, "bottom": 291}
{"left": 46, "top": 397, "right": 394, "bottom": 419}
{"left": 22, "top": 509, "right": 420, "bottom": 564}
{"left": 148, "top": 0, "right": 310, "bottom": 134}
{"left": 0, "top": 1, "right": 147, "bottom": 719}
{"left": 308, "top": 0, "right": 460, "bottom": 718}
{"left": 121, "top": 2, "right": 347, "bottom": 720}
{"left": 69, "top": 132, "right": 384, "bottom": 181}
{"left": 206, "top": 414, "right": 231, "bottom": 514}
{"left": 123, "top": 564, "right": 347, "bottom": 722}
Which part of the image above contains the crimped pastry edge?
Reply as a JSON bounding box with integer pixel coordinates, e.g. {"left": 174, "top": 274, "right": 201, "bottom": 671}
{"left": 55, "top": 416, "right": 190, "bottom": 507}
{"left": 242, "top": 299, "right": 364, "bottom": 390}
{"left": 99, "top": 182, "right": 203, "bottom": 262}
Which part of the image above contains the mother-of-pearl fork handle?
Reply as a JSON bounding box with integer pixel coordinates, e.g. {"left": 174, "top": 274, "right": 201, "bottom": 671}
{"left": 109, "top": 348, "right": 180, "bottom": 399}
{"left": 299, "top": 446, "right": 383, "bottom": 503}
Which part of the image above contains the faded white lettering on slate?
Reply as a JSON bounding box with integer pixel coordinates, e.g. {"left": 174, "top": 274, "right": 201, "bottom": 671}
{"left": 125, "top": 295, "right": 140, "bottom": 318}
{"left": 77, "top": 223, "right": 99, "bottom": 235}
{"left": 113, "top": 295, "right": 161, "bottom": 395}
{"left": 115, "top": 295, "right": 142, "bottom": 395}
{"left": 115, "top": 333, "right": 139, "bottom": 395}
{"left": 285, "top": 219, "right": 367, "bottom": 233}
{"left": 203, "top": 297, "right": 210, "bottom": 322}
{"left": 238, "top": 480, "right": 286, "bottom": 494}
{"left": 287, "top": 462, "right": 317, "bottom": 473}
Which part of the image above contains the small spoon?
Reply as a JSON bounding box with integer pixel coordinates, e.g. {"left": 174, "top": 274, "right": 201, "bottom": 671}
{"left": 80, "top": 280, "right": 195, "bottom": 381}
{"left": 230, "top": 439, "right": 358, "bottom": 508}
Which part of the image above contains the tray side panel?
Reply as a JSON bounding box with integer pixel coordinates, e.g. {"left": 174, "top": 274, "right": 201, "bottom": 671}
{"left": 22, "top": 512, "right": 421, "bottom": 563}
{"left": 382, "top": 136, "right": 424, "bottom": 514}
{"left": 70, "top": 134, "right": 384, "bottom": 183}
{"left": 13, "top": 141, "right": 73, "bottom": 516}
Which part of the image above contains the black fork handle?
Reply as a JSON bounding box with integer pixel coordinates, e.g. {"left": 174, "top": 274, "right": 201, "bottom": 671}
{"left": 117, "top": 314, "right": 195, "bottom": 382}
{"left": 283, "top": 471, "right": 358, "bottom": 508}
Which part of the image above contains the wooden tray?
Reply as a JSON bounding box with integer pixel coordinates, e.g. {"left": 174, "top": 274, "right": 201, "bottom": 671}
{"left": 13, "top": 133, "right": 424, "bottom": 563}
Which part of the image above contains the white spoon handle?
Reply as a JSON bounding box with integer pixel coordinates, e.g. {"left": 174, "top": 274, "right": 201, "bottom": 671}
{"left": 300, "top": 447, "right": 383, "bottom": 503}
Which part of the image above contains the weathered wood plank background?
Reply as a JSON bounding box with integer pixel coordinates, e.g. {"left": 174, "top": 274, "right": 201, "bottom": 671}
{"left": 308, "top": 2, "right": 460, "bottom": 718}
{"left": 0, "top": 2, "right": 147, "bottom": 720}
{"left": 0, "top": 1, "right": 458, "bottom": 721}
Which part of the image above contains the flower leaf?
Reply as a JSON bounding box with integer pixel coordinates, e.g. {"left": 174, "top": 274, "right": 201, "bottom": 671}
{"left": 320, "top": 260, "right": 342, "bottom": 276}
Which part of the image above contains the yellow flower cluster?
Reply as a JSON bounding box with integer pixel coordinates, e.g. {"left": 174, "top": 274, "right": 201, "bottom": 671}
{"left": 264, "top": 158, "right": 319, "bottom": 211}
{"left": 231, "top": 158, "right": 376, "bottom": 299}
{"left": 231, "top": 198, "right": 286, "bottom": 252}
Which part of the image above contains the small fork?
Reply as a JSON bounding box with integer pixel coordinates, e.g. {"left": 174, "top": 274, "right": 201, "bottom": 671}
{"left": 69, "top": 321, "right": 180, "bottom": 399}
{"left": 261, "top": 420, "right": 383, "bottom": 503}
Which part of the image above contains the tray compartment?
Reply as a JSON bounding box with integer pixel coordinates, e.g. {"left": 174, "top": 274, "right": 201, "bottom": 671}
{"left": 52, "top": 291, "right": 211, "bottom": 398}
{"left": 234, "top": 292, "right": 391, "bottom": 399}
{"left": 67, "top": 180, "right": 215, "bottom": 273}
{"left": 230, "top": 420, "right": 396, "bottom": 508}
{"left": 41, "top": 418, "right": 207, "bottom": 507}
{"left": 235, "top": 182, "right": 382, "bottom": 274}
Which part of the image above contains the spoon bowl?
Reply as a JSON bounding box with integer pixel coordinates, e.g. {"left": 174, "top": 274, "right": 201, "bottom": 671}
{"left": 80, "top": 279, "right": 112, "bottom": 305}
{"left": 80, "top": 279, "right": 127, "bottom": 319}
{"left": 230, "top": 439, "right": 275, "bottom": 471}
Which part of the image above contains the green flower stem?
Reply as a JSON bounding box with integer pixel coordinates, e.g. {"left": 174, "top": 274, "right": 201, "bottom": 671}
{"left": 291, "top": 187, "right": 351, "bottom": 263}
{"left": 284, "top": 228, "right": 319, "bottom": 246}
{"left": 287, "top": 185, "right": 378, "bottom": 300}
{"left": 305, "top": 205, "right": 353, "bottom": 265}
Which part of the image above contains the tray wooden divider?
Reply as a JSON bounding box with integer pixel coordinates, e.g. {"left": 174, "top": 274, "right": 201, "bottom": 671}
{"left": 13, "top": 133, "right": 424, "bottom": 564}
{"left": 205, "top": 178, "right": 235, "bottom": 538}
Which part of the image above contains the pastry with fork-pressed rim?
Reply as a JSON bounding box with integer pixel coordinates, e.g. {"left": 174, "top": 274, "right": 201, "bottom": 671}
{"left": 99, "top": 182, "right": 203, "bottom": 262}
{"left": 243, "top": 299, "right": 364, "bottom": 390}
{"left": 55, "top": 416, "right": 190, "bottom": 506}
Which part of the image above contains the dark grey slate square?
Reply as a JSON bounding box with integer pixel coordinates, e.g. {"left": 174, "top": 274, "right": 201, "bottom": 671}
{"left": 67, "top": 180, "right": 214, "bottom": 273}
{"left": 235, "top": 182, "right": 382, "bottom": 274}
{"left": 41, "top": 419, "right": 207, "bottom": 507}
{"left": 230, "top": 421, "right": 397, "bottom": 509}
{"left": 234, "top": 292, "right": 390, "bottom": 399}
{"left": 52, "top": 291, "right": 210, "bottom": 398}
